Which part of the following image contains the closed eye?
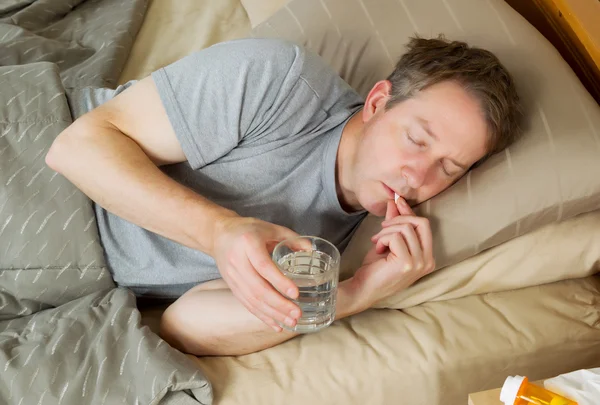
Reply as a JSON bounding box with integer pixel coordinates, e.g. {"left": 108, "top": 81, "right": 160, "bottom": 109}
{"left": 406, "top": 132, "right": 426, "bottom": 148}
{"left": 441, "top": 164, "right": 452, "bottom": 177}
{"left": 441, "top": 160, "right": 461, "bottom": 177}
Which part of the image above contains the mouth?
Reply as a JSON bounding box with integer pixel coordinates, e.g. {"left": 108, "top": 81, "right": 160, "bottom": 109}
{"left": 382, "top": 183, "right": 396, "bottom": 200}
{"left": 383, "top": 182, "right": 416, "bottom": 205}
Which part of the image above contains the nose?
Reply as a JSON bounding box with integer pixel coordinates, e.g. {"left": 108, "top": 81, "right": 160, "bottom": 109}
{"left": 401, "top": 162, "right": 429, "bottom": 189}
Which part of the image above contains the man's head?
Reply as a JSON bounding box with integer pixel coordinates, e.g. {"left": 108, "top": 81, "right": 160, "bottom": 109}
{"left": 339, "top": 36, "right": 522, "bottom": 216}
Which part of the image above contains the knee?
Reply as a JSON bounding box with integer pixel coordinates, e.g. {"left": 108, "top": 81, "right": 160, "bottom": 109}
{"left": 158, "top": 303, "right": 189, "bottom": 352}
{"left": 158, "top": 295, "right": 225, "bottom": 356}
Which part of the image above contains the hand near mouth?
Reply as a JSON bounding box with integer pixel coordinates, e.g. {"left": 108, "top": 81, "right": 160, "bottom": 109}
{"left": 350, "top": 196, "right": 435, "bottom": 306}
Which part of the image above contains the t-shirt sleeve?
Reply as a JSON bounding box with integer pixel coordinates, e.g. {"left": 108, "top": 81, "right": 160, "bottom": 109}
{"left": 151, "top": 38, "right": 308, "bottom": 170}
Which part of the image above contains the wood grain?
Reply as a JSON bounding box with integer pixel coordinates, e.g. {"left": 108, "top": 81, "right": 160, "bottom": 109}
{"left": 468, "top": 387, "right": 503, "bottom": 405}
{"left": 468, "top": 381, "right": 546, "bottom": 405}
{"left": 504, "top": 0, "right": 600, "bottom": 104}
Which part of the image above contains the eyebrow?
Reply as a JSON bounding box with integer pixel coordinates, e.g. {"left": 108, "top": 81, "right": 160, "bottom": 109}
{"left": 416, "top": 118, "right": 469, "bottom": 171}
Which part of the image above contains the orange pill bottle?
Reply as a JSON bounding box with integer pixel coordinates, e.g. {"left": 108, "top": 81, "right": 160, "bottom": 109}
{"left": 500, "top": 375, "right": 578, "bottom": 405}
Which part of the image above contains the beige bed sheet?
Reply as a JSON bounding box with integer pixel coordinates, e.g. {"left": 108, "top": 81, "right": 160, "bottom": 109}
{"left": 124, "top": 1, "right": 600, "bottom": 404}
{"left": 140, "top": 277, "right": 600, "bottom": 405}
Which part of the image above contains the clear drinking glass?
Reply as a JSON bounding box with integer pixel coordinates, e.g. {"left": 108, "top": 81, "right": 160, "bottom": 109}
{"left": 272, "top": 236, "right": 340, "bottom": 333}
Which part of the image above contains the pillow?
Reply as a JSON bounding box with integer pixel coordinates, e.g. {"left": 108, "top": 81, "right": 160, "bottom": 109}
{"left": 118, "top": 0, "right": 252, "bottom": 83}
{"left": 249, "top": 0, "right": 600, "bottom": 272}
{"left": 366, "top": 208, "right": 600, "bottom": 309}
{"left": 240, "top": 0, "right": 286, "bottom": 28}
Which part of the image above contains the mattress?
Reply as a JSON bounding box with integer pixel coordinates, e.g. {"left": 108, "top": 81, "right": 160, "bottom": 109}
{"left": 128, "top": 1, "right": 600, "bottom": 404}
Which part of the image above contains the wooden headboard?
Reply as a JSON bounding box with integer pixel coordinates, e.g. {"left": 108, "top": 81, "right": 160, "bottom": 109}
{"left": 504, "top": 0, "right": 600, "bottom": 105}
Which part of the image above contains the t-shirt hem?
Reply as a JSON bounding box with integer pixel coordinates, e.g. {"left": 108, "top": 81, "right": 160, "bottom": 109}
{"left": 151, "top": 69, "right": 206, "bottom": 169}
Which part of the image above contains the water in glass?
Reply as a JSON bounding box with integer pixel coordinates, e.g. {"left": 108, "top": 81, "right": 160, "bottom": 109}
{"left": 277, "top": 249, "right": 338, "bottom": 333}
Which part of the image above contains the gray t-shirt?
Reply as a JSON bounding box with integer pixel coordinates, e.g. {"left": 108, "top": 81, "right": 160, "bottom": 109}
{"left": 68, "top": 38, "right": 366, "bottom": 299}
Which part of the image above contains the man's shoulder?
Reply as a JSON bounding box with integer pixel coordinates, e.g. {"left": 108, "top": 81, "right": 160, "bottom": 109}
{"left": 223, "top": 37, "right": 302, "bottom": 52}
{"left": 210, "top": 38, "right": 357, "bottom": 105}
{"left": 208, "top": 38, "right": 344, "bottom": 81}
{"left": 209, "top": 37, "right": 306, "bottom": 67}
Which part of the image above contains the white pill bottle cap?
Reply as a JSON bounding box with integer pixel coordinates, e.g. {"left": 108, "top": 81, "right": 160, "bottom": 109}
{"left": 500, "top": 375, "right": 526, "bottom": 405}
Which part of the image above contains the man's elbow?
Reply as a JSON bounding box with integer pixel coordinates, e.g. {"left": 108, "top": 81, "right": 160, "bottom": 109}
{"left": 45, "top": 130, "right": 69, "bottom": 172}
{"left": 45, "top": 118, "right": 90, "bottom": 173}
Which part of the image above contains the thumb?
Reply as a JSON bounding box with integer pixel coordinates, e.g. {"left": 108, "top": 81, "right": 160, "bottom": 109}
{"left": 269, "top": 225, "right": 312, "bottom": 252}
{"left": 385, "top": 199, "right": 400, "bottom": 221}
{"left": 273, "top": 224, "right": 301, "bottom": 241}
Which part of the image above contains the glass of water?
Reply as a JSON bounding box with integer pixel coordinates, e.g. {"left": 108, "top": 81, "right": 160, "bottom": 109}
{"left": 272, "top": 236, "right": 340, "bottom": 333}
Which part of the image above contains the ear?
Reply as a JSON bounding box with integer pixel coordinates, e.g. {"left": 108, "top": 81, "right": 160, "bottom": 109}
{"left": 362, "top": 80, "right": 392, "bottom": 122}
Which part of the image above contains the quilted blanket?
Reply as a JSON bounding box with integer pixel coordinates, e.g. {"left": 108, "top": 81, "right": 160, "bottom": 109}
{"left": 0, "top": 1, "right": 213, "bottom": 404}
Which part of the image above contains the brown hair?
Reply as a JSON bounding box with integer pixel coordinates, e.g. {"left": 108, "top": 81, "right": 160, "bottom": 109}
{"left": 386, "top": 35, "right": 523, "bottom": 159}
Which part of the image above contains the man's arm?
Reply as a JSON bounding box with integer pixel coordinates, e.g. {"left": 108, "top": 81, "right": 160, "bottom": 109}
{"left": 160, "top": 199, "right": 435, "bottom": 356}
{"left": 46, "top": 77, "right": 236, "bottom": 254}
{"left": 46, "top": 77, "right": 303, "bottom": 329}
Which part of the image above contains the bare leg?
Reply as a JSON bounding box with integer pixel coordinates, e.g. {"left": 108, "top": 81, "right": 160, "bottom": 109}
{"left": 159, "top": 278, "right": 366, "bottom": 356}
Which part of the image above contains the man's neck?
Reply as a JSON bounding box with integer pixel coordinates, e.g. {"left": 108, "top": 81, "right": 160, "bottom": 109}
{"left": 335, "top": 111, "right": 363, "bottom": 212}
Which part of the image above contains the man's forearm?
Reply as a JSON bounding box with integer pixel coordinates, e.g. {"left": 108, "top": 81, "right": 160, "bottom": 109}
{"left": 160, "top": 276, "right": 371, "bottom": 356}
{"left": 45, "top": 118, "right": 237, "bottom": 256}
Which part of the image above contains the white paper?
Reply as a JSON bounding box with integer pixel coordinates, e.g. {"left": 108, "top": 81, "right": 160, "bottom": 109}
{"left": 544, "top": 368, "right": 600, "bottom": 405}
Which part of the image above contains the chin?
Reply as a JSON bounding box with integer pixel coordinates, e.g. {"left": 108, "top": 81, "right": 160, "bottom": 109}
{"left": 361, "top": 198, "right": 387, "bottom": 217}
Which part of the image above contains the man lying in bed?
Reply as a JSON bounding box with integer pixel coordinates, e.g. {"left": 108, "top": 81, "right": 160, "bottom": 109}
{"left": 46, "top": 36, "right": 521, "bottom": 356}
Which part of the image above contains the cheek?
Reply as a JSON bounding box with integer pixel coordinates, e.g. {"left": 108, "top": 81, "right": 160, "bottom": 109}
{"left": 417, "top": 176, "right": 456, "bottom": 202}
{"left": 368, "top": 120, "right": 404, "bottom": 153}
{"left": 372, "top": 138, "right": 408, "bottom": 171}
{"left": 360, "top": 137, "right": 399, "bottom": 175}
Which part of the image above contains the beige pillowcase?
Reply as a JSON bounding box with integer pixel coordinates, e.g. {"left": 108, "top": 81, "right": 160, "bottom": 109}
{"left": 119, "top": 0, "right": 251, "bottom": 84}
{"left": 249, "top": 0, "right": 600, "bottom": 272}
{"left": 357, "top": 209, "right": 600, "bottom": 309}
{"left": 240, "top": 0, "right": 286, "bottom": 28}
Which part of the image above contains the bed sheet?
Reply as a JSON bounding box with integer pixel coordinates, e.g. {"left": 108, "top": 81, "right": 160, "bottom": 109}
{"left": 140, "top": 277, "right": 600, "bottom": 405}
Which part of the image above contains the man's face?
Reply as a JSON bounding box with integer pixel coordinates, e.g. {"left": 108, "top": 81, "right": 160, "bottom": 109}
{"left": 352, "top": 80, "right": 489, "bottom": 216}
